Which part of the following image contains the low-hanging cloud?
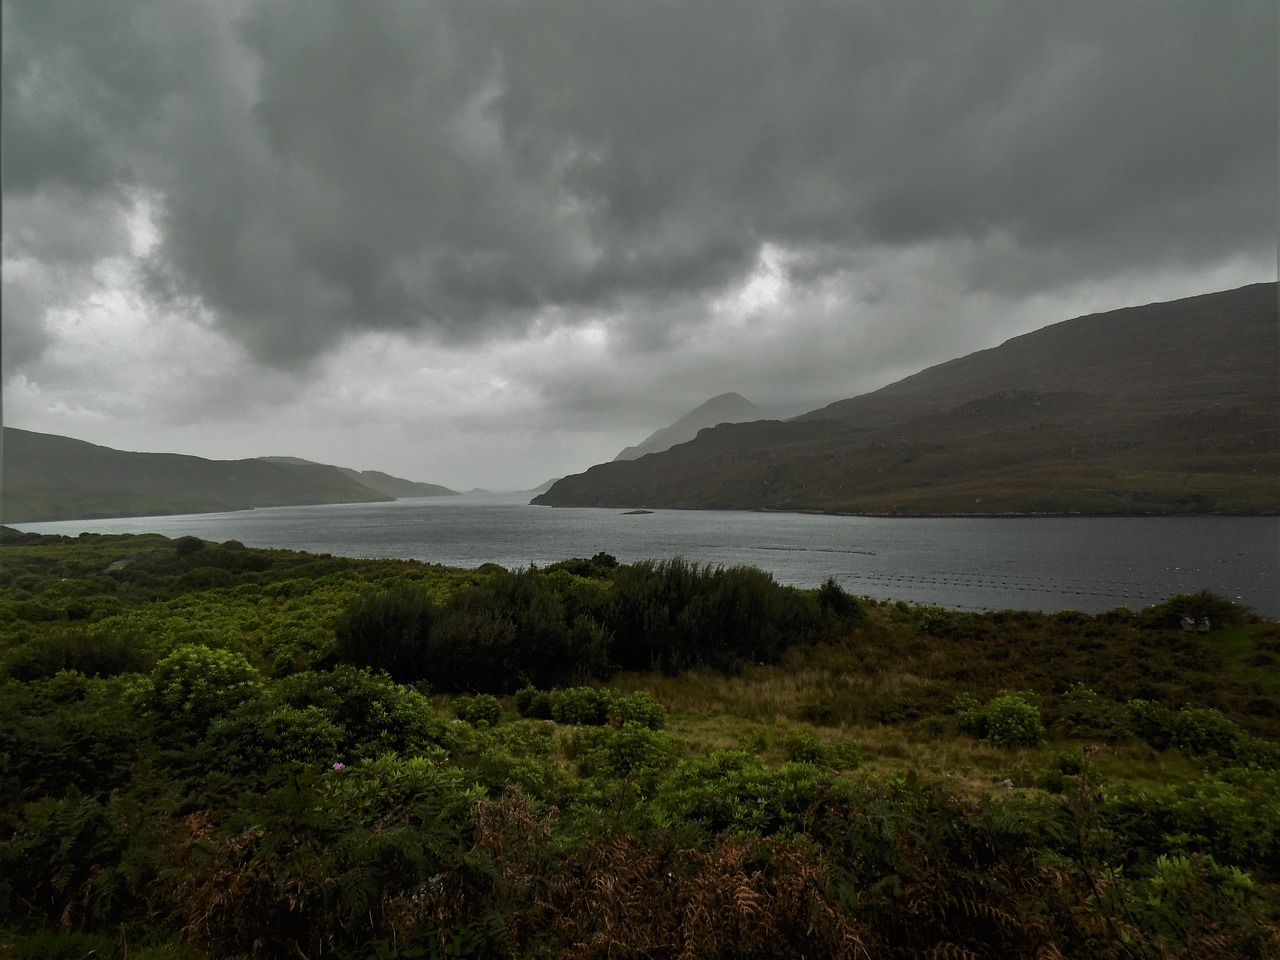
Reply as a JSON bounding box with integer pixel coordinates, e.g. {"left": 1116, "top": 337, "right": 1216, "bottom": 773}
{"left": 5, "top": 0, "right": 1275, "bottom": 374}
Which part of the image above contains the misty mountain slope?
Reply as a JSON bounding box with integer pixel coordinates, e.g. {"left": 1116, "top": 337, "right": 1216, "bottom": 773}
{"left": 0, "top": 431, "right": 452, "bottom": 523}
{"left": 259, "top": 457, "right": 458, "bottom": 498}
{"left": 614, "top": 393, "right": 764, "bottom": 461}
{"left": 533, "top": 283, "right": 1279, "bottom": 515}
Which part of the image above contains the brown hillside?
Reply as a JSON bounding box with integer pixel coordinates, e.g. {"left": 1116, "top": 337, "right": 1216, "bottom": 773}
{"left": 533, "top": 283, "right": 1279, "bottom": 515}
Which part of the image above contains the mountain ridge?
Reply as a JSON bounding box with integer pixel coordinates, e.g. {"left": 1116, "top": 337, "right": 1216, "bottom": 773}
{"left": 533, "top": 283, "right": 1279, "bottom": 515}
{"left": 1, "top": 430, "right": 457, "bottom": 523}
{"left": 614, "top": 392, "right": 764, "bottom": 461}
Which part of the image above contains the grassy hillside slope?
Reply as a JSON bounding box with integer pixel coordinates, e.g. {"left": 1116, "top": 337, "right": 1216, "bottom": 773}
{"left": 0, "top": 429, "right": 397, "bottom": 522}
{"left": 535, "top": 283, "right": 1279, "bottom": 514}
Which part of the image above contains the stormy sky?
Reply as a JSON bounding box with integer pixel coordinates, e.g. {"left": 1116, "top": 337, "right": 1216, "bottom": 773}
{"left": 3, "top": 1, "right": 1276, "bottom": 491}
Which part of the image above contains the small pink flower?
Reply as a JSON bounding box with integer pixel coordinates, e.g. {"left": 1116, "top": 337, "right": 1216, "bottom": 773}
{"left": 331, "top": 762, "right": 346, "bottom": 771}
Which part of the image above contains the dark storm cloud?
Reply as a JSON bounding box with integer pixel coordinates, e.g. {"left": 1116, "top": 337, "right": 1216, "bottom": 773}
{"left": 4, "top": 0, "right": 1276, "bottom": 367}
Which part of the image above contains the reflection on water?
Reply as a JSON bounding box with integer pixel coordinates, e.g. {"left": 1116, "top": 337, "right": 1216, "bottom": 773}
{"left": 12, "top": 493, "right": 1278, "bottom": 617}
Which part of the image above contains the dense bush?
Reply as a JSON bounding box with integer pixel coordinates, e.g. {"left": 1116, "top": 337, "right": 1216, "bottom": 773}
{"left": 1051, "top": 683, "right": 1128, "bottom": 741}
{"left": 817, "top": 576, "right": 865, "bottom": 624}
{"left": 3, "top": 625, "right": 154, "bottom": 681}
{"left": 1172, "top": 707, "right": 1245, "bottom": 759}
{"left": 608, "top": 689, "right": 668, "bottom": 730}
{"left": 416, "top": 569, "right": 613, "bottom": 692}
{"left": 955, "top": 691, "right": 1045, "bottom": 748}
{"left": 606, "top": 558, "right": 821, "bottom": 674}
{"left": 134, "top": 644, "right": 263, "bottom": 740}
{"left": 453, "top": 693, "right": 502, "bottom": 727}
{"left": 514, "top": 686, "right": 668, "bottom": 730}
{"left": 333, "top": 581, "right": 438, "bottom": 682}
{"left": 1139, "top": 591, "right": 1246, "bottom": 630}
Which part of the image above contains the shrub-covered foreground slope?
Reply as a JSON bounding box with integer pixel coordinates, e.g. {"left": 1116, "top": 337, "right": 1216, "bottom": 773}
{"left": 1, "top": 528, "right": 1277, "bottom": 958}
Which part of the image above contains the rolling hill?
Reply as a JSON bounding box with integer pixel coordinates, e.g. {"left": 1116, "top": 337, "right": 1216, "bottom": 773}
{"left": 533, "top": 283, "right": 1279, "bottom": 515}
{"left": 1, "top": 430, "right": 457, "bottom": 523}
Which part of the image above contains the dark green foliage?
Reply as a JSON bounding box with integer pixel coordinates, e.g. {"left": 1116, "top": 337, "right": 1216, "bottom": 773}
{"left": 955, "top": 691, "right": 1046, "bottom": 747}
{"left": 1140, "top": 590, "right": 1245, "bottom": 630}
{"left": 1102, "top": 768, "right": 1280, "bottom": 877}
{"left": 1173, "top": 707, "right": 1245, "bottom": 759}
{"left": 651, "top": 751, "right": 840, "bottom": 835}
{"left": 4, "top": 929, "right": 123, "bottom": 959}
{"left": 514, "top": 685, "right": 553, "bottom": 719}
{"left": 2, "top": 786, "right": 159, "bottom": 929}
{"left": 781, "top": 731, "right": 831, "bottom": 765}
{"left": 173, "top": 535, "right": 204, "bottom": 556}
{"left": 267, "top": 666, "right": 455, "bottom": 761}
{"left": 513, "top": 686, "right": 667, "bottom": 731}
{"left": 422, "top": 568, "right": 613, "bottom": 692}
{"left": 549, "top": 685, "right": 614, "bottom": 725}
{"left": 136, "top": 643, "right": 264, "bottom": 740}
{"left": 4, "top": 532, "right": 1280, "bottom": 958}
{"left": 453, "top": 693, "right": 502, "bottom": 727}
{"left": 817, "top": 575, "right": 864, "bottom": 624}
{"left": 1049, "top": 683, "right": 1128, "bottom": 741}
{"left": 334, "top": 581, "right": 438, "bottom": 682}
{"left": 544, "top": 551, "right": 619, "bottom": 578}
{"left": 3, "top": 624, "right": 153, "bottom": 680}
{"left": 608, "top": 689, "right": 668, "bottom": 730}
{"left": 606, "top": 558, "right": 821, "bottom": 674}
{"left": 568, "top": 722, "right": 679, "bottom": 782}
{"left": 426, "top": 599, "right": 520, "bottom": 692}
{"left": 0, "top": 673, "right": 141, "bottom": 803}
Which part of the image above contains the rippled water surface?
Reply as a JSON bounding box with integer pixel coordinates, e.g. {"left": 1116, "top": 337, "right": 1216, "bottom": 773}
{"left": 13, "top": 494, "right": 1278, "bottom": 616}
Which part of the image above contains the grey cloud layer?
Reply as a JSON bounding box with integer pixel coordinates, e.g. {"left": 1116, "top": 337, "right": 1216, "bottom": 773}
{"left": 4, "top": 0, "right": 1276, "bottom": 368}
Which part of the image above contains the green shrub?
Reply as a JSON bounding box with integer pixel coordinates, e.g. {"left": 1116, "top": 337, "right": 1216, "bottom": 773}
{"left": 454, "top": 693, "right": 502, "bottom": 727}
{"left": 3, "top": 625, "right": 153, "bottom": 681}
{"left": 6, "top": 930, "right": 121, "bottom": 960}
{"left": 333, "top": 581, "right": 438, "bottom": 683}
{"left": 651, "top": 751, "right": 840, "bottom": 835}
{"left": 1139, "top": 591, "right": 1245, "bottom": 630}
{"left": 1125, "top": 698, "right": 1175, "bottom": 749}
{"left": 594, "top": 722, "right": 679, "bottom": 779}
{"left": 1123, "top": 853, "right": 1268, "bottom": 954}
{"left": 1172, "top": 708, "right": 1243, "bottom": 759}
{"left": 514, "top": 685, "right": 554, "bottom": 720}
{"left": 955, "top": 692, "right": 1044, "bottom": 748}
{"left": 608, "top": 690, "right": 668, "bottom": 730}
{"left": 1052, "top": 684, "right": 1125, "bottom": 741}
{"left": 136, "top": 644, "right": 263, "bottom": 739}
{"left": 953, "top": 693, "right": 987, "bottom": 738}
{"left": 817, "top": 577, "right": 864, "bottom": 625}
{"left": 268, "top": 665, "right": 455, "bottom": 760}
{"left": 1103, "top": 768, "right": 1280, "bottom": 871}
{"left": 606, "top": 559, "right": 820, "bottom": 674}
{"left": 550, "top": 685, "right": 614, "bottom": 725}
{"left": 1039, "top": 750, "right": 1085, "bottom": 792}
{"left": 984, "top": 693, "right": 1045, "bottom": 748}
{"left": 832, "top": 739, "right": 865, "bottom": 769}
{"left": 210, "top": 702, "right": 346, "bottom": 769}
{"left": 782, "top": 731, "right": 831, "bottom": 765}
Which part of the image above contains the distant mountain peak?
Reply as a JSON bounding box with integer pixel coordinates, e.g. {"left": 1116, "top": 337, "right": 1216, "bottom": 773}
{"left": 614, "top": 393, "right": 764, "bottom": 461}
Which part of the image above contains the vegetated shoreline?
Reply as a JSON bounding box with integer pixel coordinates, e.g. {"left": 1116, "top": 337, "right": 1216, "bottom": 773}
{"left": 2, "top": 529, "right": 1278, "bottom": 957}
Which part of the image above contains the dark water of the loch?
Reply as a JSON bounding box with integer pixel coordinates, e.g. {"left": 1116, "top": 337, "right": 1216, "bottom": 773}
{"left": 13, "top": 493, "right": 1278, "bottom": 617}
